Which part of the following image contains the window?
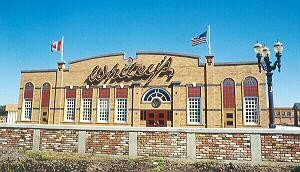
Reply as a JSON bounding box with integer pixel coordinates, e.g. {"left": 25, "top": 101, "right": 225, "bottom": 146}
{"left": 24, "top": 99, "right": 32, "bottom": 120}
{"left": 243, "top": 77, "right": 258, "bottom": 97}
{"left": 188, "top": 97, "right": 202, "bottom": 123}
{"left": 142, "top": 88, "right": 171, "bottom": 102}
{"left": 287, "top": 112, "right": 291, "bottom": 116}
{"left": 82, "top": 98, "right": 92, "bottom": 122}
{"left": 243, "top": 97, "right": 259, "bottom": 125}
{"left": 81, "top": 88, "right": 93, "bottom": 122}
{"left": 223, "top": 78, "right": 235, "bottom": 108}
{"left": 116, "top": 88, "right": 128, "bottom": 123}
{"left": 66, "top": 99, "right": 76, "bottom": 121}
{"left": 243, "top": 77, "right": 259, "bottom": 125}
{"left": 98, "top": 99, "right": 109, "bottom": 122}
{"left": 41, "top": 83, "right": 51, "bottom": 108}
{"left": 23, "top": 82, "right": 34, "bottom": 120}
{"left": 116, "top": 98, "right": 128, "bottom": 122}
{"left": 65, "top": 88, "right": 76, "bottom": 121}
{"left": 187, "top": 86, "right": 202, "bottom": 124}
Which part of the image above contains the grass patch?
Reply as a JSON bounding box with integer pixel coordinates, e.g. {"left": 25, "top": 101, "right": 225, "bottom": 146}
{"left": 152, "top": 158, "right": 166, "bottom": 172}
{"left": 26, "top": 151, "right": 91, "bottom": 161}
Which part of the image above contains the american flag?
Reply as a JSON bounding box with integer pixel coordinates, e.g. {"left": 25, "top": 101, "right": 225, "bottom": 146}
{"left": 192, "top": 31, "right": 207, "bottom": 46}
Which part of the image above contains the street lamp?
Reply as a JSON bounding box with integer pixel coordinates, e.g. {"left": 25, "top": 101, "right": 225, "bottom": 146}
{"left": 254, "top": 40, "right": 283, "bottom": 128}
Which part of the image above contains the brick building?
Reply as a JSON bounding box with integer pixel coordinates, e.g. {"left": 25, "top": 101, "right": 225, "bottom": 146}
{"left": 274, "top": 107, "right": 294, "bottom": 126}
{"left": 17, "top": 52, "right": 269, "bottom": 128}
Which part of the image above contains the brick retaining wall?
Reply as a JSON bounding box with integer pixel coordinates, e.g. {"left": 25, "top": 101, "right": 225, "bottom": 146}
{"left": 0, "top": 124, "right": 299, "bottom": 164}
{"left": 0, "top": 128, "right": 33, "bottom": 150}
{"left": 196, "top": 134, "right": 251, "bottom": 161}
{"left": 86, "top": 131, "right": 129, "bottom": 155}
{"left": 40, "top": 129, "right": 78, "bottom": 153}
{"left": 261, "top": 134, "right": 300, "bottom": 163}
{"left": 137, "top": 132, "right": 186, "bottom": 158}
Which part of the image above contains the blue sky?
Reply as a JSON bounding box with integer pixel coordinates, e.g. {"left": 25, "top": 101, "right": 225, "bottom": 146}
{"left": 0, "top": 0, "right": 299, "bottom": 107}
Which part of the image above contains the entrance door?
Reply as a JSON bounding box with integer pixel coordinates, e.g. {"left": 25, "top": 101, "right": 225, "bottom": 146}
{"left": 146, "top": 110, "right": 167, "bottom": 127}
{"left": 225, "top": 113, "right": 235, "bottom": 127}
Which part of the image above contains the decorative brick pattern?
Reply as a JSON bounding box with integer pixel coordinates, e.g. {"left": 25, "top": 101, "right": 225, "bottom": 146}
{"left": 40, "top": 129, "right": 79, "bottom": 153}
{"left": 0, "top": 128, "right": 33, "bottom": 150}
{"left": 86, "top": 131, "right": 129, "bottom": 155}
{"left": 196, "top": 134, "right": 251, "bottom": 160}
{"left": 261, "top": 134, "right": 300, "bottom": 163}
{"left": 137, "top": 132, "right": 187, "bottom": 158}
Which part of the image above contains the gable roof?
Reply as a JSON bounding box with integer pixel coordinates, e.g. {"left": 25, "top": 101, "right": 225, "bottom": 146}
{"left": 293, "top": 103, "right": 300, "bottom": 110}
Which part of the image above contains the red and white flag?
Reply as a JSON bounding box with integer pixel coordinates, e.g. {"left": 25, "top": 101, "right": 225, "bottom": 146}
{"left": 51, "top": 36, "right": 64, "bottom": 61}
{"left": 51, "top": 40, "right": 63, "bottom": 52}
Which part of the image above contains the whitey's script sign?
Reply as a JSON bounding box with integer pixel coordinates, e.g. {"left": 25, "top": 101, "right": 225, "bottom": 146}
{"left": 85, "top": 56, "right": 175, "bottom": 85}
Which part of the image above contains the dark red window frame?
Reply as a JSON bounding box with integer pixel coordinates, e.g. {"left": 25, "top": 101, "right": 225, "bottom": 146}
{"left": 82, "top": 88, "right": 93, "bottom": 98}
{"left": 24, "top": 89, "right": 33, "bottom": 99}
{"left": 41, "top": 89, "right": 50, "bottom": 107}
{"left": 41, "top": 83, "right": 51, "bottom": 108}
{"left": 244, "top": 77, "right": 258, "bottom": 97}
{"left": 223, "top": 86, "right": 236, "bottom": 108}
{"left": 116, "top": 88, "right": 128, "bottom": 98}
{"left": 188, "top": 87, "right": 201, "bottom": 97}
{"left": 99, "top": 88, "right": 110, "bottom": 98}
{"left": 66, "top": 89, "right": 76, "bottom": 99}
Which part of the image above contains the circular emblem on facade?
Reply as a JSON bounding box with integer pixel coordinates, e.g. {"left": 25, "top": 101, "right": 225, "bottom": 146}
{"left": 127, "top": 57, "right": 134, "bottom": 64}
{"left": 151, "top": 98, "right": 161, "bottom": 108}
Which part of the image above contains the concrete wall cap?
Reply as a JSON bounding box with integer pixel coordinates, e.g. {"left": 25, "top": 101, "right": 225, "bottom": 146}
{"left": 1, "top": 124, "right": 300, "bottom": 134}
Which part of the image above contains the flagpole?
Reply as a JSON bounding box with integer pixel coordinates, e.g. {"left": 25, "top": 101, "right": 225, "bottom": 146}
{"left": 61, "top": 36, "right": 64, "bottom": 62}
{"left": 208, "top": 25, "right": 211, "bottom": 55}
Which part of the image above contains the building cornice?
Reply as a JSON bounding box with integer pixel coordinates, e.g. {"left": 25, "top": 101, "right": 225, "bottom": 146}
{"left": 214, "top": 61, "right": 257, "bottom": 66}
{"left": 69, "top": 52, "right": 125, "bottom": 64}
{"left": 136, "top": 51, "right": 200, "bottom": 59}
{"left": 21, "top": 69, "right": 58, "bottom": 73}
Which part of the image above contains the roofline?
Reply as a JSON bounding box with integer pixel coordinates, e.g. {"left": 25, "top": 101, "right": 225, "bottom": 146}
{"left": 274, "top": 107, "right": 293, "bottom": 109}
{"left": 136, "top": 51, "right": 200, "bottom": 59}
{"left": 69, "top": 52, "right": 125, "bottom": 64}
{"left": 214, "top": 61, "right": 257, "bottom": 66}
{"left": 21, "top": 69, "right": 57, "bottom": 73}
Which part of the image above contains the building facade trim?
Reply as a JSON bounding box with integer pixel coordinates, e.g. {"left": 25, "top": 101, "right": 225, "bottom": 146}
{"left": 69, "top": 52, "right": 125, "bottom": 64}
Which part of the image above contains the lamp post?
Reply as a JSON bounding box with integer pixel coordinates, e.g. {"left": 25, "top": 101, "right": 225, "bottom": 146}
{"left": 254, "top": 41, "right": 283, "bottom": 128}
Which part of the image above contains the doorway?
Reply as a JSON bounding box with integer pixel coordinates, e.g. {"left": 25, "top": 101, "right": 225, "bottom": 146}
{"left": 146, "top": 110, "right": 168, "bottom": 127}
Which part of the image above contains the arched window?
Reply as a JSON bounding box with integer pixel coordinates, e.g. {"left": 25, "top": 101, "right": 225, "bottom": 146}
{"left": 243, "top": 77, "right": 258, "bottom": 96}
{"left": 142, "top": 88, "right": 171, "bottom": 102}
{"left": 23, "top": 82, "right": 34, "bottom": 120}
{"left": 42, "top": 83, "right": 51, "bottom": 90}
{"left": 223, "top": 78, "right": 235, "bottom": 108}
{"left": 243, "top": 76, "right": 259, "bottom": 125}
{"left": 24, "top": 82, "right": 34, "bottom": 98}
{"left": 41, "top": 83, "right": 51, "bottom": 108}
{"left": 25, "top": 82, "right": 34, "bottom": 89}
